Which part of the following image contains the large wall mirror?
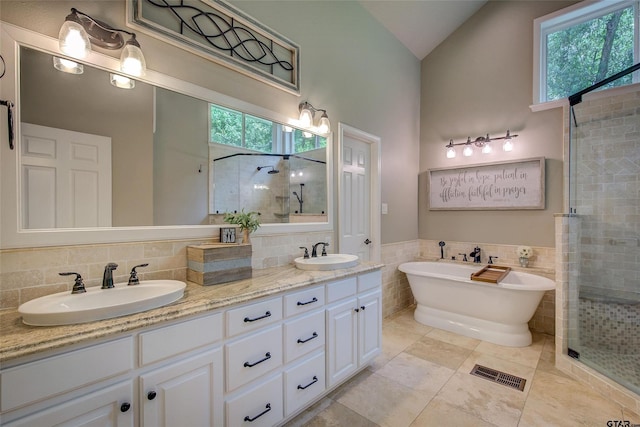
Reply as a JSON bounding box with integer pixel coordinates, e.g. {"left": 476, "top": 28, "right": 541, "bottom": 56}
{"left": 0, "top": 23, "right": 333, "bottom": 248}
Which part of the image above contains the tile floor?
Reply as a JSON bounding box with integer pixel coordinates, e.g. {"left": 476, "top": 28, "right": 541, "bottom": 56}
{"left": 285, "top": 307, "right": 640, "bottom": 427}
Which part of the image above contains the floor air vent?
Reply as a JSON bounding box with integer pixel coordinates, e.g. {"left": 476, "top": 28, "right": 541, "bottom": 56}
{"left": 470, "top": 364, "right": 526, "bottom": 391}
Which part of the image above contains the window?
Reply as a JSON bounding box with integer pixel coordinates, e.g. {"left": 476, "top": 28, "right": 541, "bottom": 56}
{"left": 534, "top": 0, "right": 639, "bottom": 105}
{"left": 209, "top": 104, "right": 274, "bottom": 153}
{"left": 209, "top": 104, "right": 327, "bottom": 154}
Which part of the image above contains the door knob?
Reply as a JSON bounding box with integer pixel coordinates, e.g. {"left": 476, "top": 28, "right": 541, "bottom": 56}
{"left": 364, "top": 239, "right": 371, "bottom": 245}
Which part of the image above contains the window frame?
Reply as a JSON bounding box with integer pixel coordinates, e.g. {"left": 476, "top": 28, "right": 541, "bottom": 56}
{"left": 533, "top": 0, "right": 639, "bottom": 109}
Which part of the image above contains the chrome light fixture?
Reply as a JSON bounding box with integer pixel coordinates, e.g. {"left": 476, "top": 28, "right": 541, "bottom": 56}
{"left": 58, "top": 8, "right": 146, "bottom": 77}
{"left": 444, "top": 130, "right": 518, "bottom": 159}
{"left": 298, "top": 102, "right": 331, "bottom": 134}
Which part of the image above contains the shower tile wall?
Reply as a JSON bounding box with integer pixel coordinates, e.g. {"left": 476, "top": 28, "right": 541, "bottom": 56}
{"left": 571, "top": 90, "right": 640, "bottom": 298}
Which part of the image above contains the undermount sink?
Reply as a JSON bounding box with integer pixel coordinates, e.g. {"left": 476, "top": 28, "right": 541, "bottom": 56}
{"left": 294, "top": 254, "right": 359, "bottom": 271}
{"left": 18, "top": 280, "right": 186, "bottom": 326}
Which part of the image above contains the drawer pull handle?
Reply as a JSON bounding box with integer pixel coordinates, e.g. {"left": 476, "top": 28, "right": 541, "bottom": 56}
{"left": 147, "top": 391, "right": 157, "bottom": 400}
{"left": 297, "top": 297, "right": 318, "bottom": 306}
{"left": 244, "top": 352, "right": 271, "bottom": 367}
{"left": 120, "top": 402, "right": 131, "bottom": 413}
{"left": 361, "top": 305, "right": 366, "bottom": 311}
{"left": 297, "top": 376, "right": 318, "bottom": 390}
{"left": 244, "top": 311, "right": 271, "bottom": 323}
{"left": 354, "top": 308, "right": 360, "bottom": 312}
{"left": 297, "top": 332, "right": 318, "bottom": 344}
{"left": 244, "top": 403, "right": 271, "bottom": 422}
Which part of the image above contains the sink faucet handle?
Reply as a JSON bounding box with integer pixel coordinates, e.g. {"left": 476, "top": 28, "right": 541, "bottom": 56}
{"left": 321, "top": 242, "right": 329, "bottom": 256}
{"left": 488, "top": 256, "right": 498, "bottom": 264}
{"left": 299, "top": 247, "right": 309, "bottom": 259}
{"left": 458, "top": 253, "right": 468, "bottom": 262}
{"left": 60, "top": 272, "right": 86, "bottom": 294}
{"left": 128, "top": 263, "right": 149, "bottom": 286}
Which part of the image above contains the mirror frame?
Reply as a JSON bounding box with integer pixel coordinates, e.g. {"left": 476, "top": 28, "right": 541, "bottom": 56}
{"left": 0, "top": 22, "right": 333, "bottom": 249}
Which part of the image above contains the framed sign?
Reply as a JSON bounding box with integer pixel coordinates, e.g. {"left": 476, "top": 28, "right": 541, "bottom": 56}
{"left": 428, "top": 158, "right": 545, "bottom": 210}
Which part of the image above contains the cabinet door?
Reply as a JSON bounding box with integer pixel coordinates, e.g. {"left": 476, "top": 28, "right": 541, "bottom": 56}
{"left": 3, "top": 381, "right": 133, "bottom": 427}
{"left": 326, "top": 298, "right": 358, "bottom": 387}
{"left": 140, "top": 348, "right": 223, "bottom": 427}
{"left": 358, "top": 290, "right": 382, "bottom": 366}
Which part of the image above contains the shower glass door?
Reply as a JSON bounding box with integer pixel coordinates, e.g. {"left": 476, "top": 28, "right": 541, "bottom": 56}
{"left": 567, "top": 91, "right": 640, "bottom": 395}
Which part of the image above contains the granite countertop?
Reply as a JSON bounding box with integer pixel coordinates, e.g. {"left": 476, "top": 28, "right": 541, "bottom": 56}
{"left": 0, "top": 262, "right": 383, "bottom": 364}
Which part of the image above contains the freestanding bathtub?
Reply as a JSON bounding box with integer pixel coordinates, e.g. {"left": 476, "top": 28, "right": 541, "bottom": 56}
{"left": 398, "top": 261, "right": 555, "bottom": 347}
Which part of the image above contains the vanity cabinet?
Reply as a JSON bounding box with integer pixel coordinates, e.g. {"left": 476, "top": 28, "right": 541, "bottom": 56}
{"left": 0, "top": 314, "right": 223, "bottom": 427}
{"left": 139, "top": 348, "right": 223, "bottom": 427}
{"left": 1, "top": 268, "right": 381, "bottom": 426}
{"left": 2, "top": 381, "right": 134, "bottom": 427}
{"left": 326, "top": 271, "right": 382, "bottom": 387}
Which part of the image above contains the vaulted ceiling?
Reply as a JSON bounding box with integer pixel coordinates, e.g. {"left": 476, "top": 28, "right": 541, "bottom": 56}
{"left": 359, "top": 0, "right": 487, "bottom": 60}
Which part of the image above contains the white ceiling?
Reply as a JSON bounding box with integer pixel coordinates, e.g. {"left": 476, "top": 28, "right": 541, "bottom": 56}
{"left": 359, "top": 0, "right": 488, "bottom": 60}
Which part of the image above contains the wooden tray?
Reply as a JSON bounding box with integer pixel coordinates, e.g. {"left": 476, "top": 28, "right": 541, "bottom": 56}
{"left": 470, "top": 265, "right": 511, "bottom": 284}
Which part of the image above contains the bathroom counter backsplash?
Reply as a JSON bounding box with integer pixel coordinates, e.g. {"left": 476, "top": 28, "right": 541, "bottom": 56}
{"left": 0, "top": 262, "right": 383, "bottom": 363}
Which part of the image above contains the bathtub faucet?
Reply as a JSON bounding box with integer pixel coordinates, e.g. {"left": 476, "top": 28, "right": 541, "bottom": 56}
{"left": 469, "top": 246, "right": 481, "bottom": 263}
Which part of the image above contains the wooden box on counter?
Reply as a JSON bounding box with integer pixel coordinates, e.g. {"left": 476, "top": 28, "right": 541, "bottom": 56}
{"left": 187, "top": 243, "right": 252, "bottom": 286}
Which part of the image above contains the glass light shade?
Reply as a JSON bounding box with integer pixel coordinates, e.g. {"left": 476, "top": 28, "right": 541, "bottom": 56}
{"left": 53, "top": 57, "right": 83, "bottom": 74}
{"left": 299, "top": 107, "right": 313, "bottom": 128}
{"left": 120, "top": 42, "right": 146, "bottom": 77}
{"left": 481, "top": 142, "right": 492, "bottom": 154}
{"left": 58, "top": 20, "right": 90, "bottom": 59}
{"left": 318, "top": 113, "right": 330, "bottom": 134}
{"left": 110, "top": 73, "right": 135, "bottom": 89}
{"left": 446, "top": 146, "right": 456, "bottom": 158}
{"left": 503, "top": 138, "right": 513, "bottom": 152}
{"left": 463, "top": 145, "right": 473, "bottom": 157}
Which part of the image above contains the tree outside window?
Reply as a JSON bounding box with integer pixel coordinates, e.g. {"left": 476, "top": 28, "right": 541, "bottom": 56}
{"left": 539, "top": 1, "right": 637, "bottom": 103}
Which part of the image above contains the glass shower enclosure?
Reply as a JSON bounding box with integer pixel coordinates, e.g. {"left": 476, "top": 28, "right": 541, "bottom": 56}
{"left": 566, "top": 64, "right": 640, "bottom": 395}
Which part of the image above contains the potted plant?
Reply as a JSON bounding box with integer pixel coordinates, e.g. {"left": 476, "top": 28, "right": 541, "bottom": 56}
{"left": 223, "top": 209, "right": 260, "bottom": 243}
{"left": 517, "top": 245, "right": 533, "bottom": 268}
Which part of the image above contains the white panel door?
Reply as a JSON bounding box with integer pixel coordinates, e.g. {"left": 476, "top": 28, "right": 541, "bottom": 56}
{"left": 341, "top": 135, "right": 371, "bottom": 260}
{"left": 20, "top": 123, "right": 111, "bottom": 228}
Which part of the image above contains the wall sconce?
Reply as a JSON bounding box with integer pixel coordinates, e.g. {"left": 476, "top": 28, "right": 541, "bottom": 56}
{"left": 58, "top": 8, "right": 147, "bottom": 77}
{"left": 444, "top": 130, "right": 518, "bottom": 158}
{"left": 298, "top": 102, "right": 331, "bottom": 134}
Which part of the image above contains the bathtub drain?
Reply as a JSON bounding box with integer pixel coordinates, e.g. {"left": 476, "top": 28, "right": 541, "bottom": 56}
{"left": 470, "top": 364, "right": 526, "bottom": 391}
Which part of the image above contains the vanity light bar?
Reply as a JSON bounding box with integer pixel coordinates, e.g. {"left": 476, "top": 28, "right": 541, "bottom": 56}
{"left": 445, "top": 130, "right": 518, "bottom": 159}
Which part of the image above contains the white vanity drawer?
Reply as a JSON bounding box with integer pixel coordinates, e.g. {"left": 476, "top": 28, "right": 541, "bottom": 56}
{"left": 225, "top": 373, "right": 283, "bottom": 427}
{"left": 226, "top": 296, "right": 282, "bottom": 337}
{"left": 284, "top": 285, "right": 324, "bottom": 317}
{"left": 139, "top": 312, "right": 223, "bottom": 366}
{"left": 358, "top": 270, "right": 382, "bottom": 293}
{"left": 284, "top": 351, "right": 326, "bottom": 417}
{"left": 326, "top": 277, "right": 357, "bottom": 303}
{"left": 0, "top": 337, "right": 133, "bottom": 412}
{"left": 283, "top": 310, "right": 325, "bottom": 363}
{"left": 225, "top": 325, "right": 283, "bottom": 392}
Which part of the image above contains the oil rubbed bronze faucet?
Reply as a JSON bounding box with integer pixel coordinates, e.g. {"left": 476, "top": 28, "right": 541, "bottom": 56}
{"left": 101, "top": 263, "right": 118, "bottom": 289}
{"left": 469, "top": 246, "right": 482, "bottom": 263}
{"left": 311, "top": 242, "right": 329, "bottom": 257}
